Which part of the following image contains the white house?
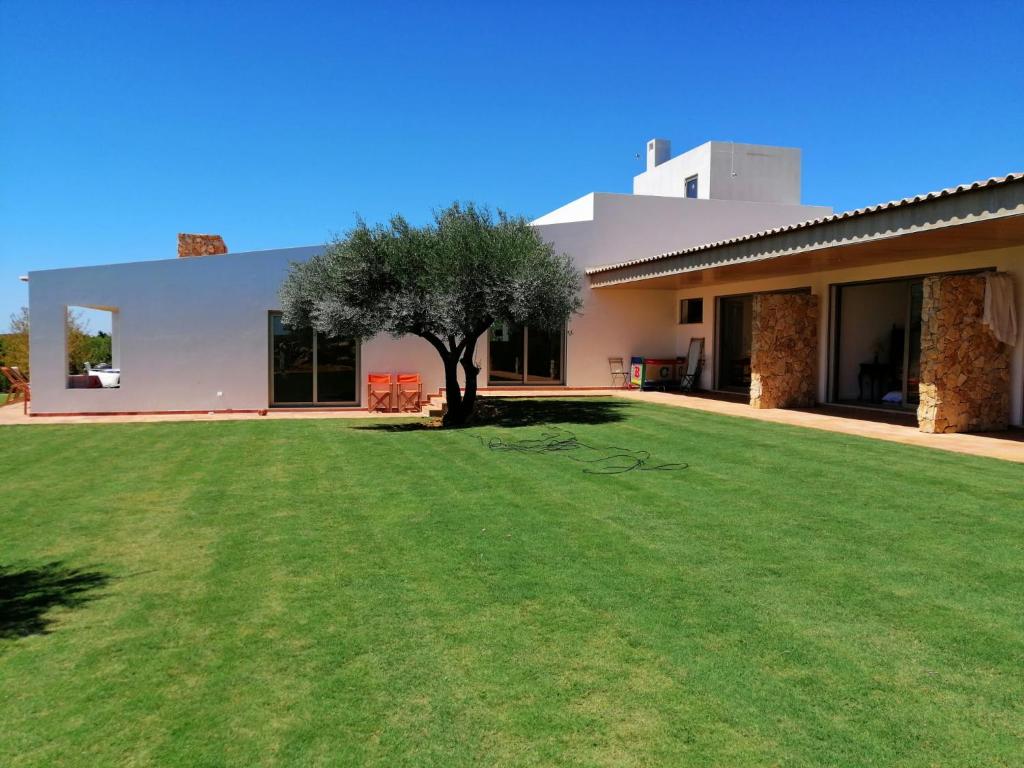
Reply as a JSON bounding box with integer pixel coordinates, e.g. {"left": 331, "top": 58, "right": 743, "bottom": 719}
{"left": 26, "top": 139, "right": 1024, "bottom": 433}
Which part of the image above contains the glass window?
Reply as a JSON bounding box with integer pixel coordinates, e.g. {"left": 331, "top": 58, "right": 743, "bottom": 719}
{"left": 685, "top": 175, "right": 698, "bottom": 198}
{"left": 316, "top": 332, "right": 357, "bottom": 403}
{"left": 270, "top": 314, "right": 357, "bottom": 405}
{"left": 679, "top": 298, "right": 703, "bottom": 324}
{"left": 271, "top": 314, "right": 314, "bottom": 403}
{"left": 488, "top": 323, "right": 565, "bottom": 385}
{"left": 717, "top": 295, "right": 753, "bottom": 392}
{"left": 526, "top": 326, "right": 563, "bottom": 384}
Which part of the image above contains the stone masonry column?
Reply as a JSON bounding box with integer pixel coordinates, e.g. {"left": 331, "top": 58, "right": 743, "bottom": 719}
{"left": 750, "top": 293, "right": 819, "bottom": 409}
{"left": 917, "top": 274, "right": 1012, "bottom": 433}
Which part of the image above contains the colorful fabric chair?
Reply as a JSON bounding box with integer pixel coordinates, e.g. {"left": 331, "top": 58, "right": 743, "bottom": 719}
{"left": 395, "top": 373, "right": 422, "bottom": 412}
{"left": 367, "top": 373, "right": 393, "bottom": 412}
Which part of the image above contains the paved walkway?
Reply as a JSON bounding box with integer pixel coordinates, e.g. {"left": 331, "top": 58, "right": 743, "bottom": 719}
{"left": 611, "top": 389, "right": 1024, "bottom": 464}
{"left": 3, "top": 389, "right": 1022, "bottom": 463}
{"left": 0, "top": 404, "right": 422, "bottom": 425}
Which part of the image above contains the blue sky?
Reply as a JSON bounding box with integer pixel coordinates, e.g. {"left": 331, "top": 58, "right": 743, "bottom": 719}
{"left": 2, "top": 1, "right": 1022, "bottom": 329}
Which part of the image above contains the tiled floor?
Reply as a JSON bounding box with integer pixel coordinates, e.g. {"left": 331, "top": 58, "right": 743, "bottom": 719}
{"left": 3, "top": 388, "right": 1022, "bottom": 463}
{"left": 611, "top": 389, "right": 1024, "bottom": 464}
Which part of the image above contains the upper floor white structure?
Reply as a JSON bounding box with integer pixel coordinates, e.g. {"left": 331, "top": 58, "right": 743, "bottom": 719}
{"left": 632, "top": 139, "right": 801, "bottom": 204}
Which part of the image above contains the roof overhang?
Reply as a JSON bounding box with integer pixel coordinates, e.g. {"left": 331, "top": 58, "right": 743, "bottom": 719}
{"left": 588, "top": 175, "right": 1024, "bottom": 289}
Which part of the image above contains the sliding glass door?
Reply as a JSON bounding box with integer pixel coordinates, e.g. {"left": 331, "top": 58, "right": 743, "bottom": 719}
{"left": 270, "top": 314, "right": 358, "bottom": 405}
{"left": 717, "top": 295, "right": 753, "bottom": 392}
{"left": 830, "top": 278, "right": 923, "bottom": 409}
{"left": 488, "top": 322, "right": 565, "bottom": 385}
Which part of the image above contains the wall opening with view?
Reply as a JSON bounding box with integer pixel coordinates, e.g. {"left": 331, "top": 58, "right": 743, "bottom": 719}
{"left": 66, "top": 305, "right": 120, "bottom": 389}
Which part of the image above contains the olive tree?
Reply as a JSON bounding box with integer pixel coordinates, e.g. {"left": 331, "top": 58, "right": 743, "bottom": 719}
{"left": 280, "top": 203, "right": 582, "bottom": 425}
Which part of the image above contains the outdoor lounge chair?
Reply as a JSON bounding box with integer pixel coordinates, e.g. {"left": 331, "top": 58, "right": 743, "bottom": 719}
{"left": 366, "top": 373, "right": 393, "bottom": 412}
{"left": 608, "top": 357, "right": 630, "bottom": 388}
{"left": 395, "top": 373, "right": 422, "bottom": 412}
{"left": 679, "top": 338, "right": 705, "bottom": 392}
{"left": 2, "top": 366, "right": 31, "bottom": 414}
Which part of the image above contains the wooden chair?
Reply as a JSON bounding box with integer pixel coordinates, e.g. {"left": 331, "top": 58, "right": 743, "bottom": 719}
{"left": 2, "top": 366, "right": 30, "bottom": 414}
{"left": 366, "top": 373, "right": 393, "bottom": 412}
{"left": 608, "top": 357, "right": 629, "bottom": 388}
{"left": 395, "top": 373, "right": 422, "bottom": 412}
{"left": 680, "top": 338, "right": 705, "bottom": 392}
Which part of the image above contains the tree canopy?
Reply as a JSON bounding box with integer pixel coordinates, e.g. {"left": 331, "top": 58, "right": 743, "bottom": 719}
{"left": 280, "top": 203, "right": 582, "bottom": 424}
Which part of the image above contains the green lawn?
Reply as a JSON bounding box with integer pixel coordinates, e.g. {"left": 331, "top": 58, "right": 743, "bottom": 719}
{"left": 2, "top": 398, "right": 1022, "bottom": 767}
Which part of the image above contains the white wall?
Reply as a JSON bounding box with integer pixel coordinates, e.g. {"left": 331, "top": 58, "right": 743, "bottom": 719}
{"left": 534, "top": 194, "right": 831, "bottom": 386}
{"left": 28, "top": 194, "right": 829, "bottom": 414}
{"left": 632, "top": 141, "right": 802, "bottom": 204}
{"left": 28, "top": 247, "right": 445, "bottom": 414}
{"left": 633, "top": 142, "right": 711, "bottom": 198}
{"left": 672, "top": 245, "right": 1024, "bottom": 426}
{"left": 708, "top": 143, "right": 802, "bottom": 205}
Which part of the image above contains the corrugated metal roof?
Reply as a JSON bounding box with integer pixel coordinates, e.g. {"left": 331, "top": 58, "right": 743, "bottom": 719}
{"left": 586, "top": 173, "right": 1024, "bottom": 275}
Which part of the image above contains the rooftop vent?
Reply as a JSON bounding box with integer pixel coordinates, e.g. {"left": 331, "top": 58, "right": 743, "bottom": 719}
{"left": 178, "top": 233, "right": 227, "bottom": 258}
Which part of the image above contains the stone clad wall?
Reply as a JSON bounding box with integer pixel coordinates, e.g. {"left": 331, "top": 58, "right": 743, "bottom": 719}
{"left": 750, "top": 293, "right": 819, "bottom": 409}
{"left": 178, "top": 233, "right": 228, "bottom": 258}
{"left": 918, "top": 274, "right": 1012, "bottom": 433}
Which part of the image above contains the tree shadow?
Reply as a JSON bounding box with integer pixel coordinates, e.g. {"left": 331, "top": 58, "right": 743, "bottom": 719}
{"left": 0, "top": 562, "right": 111, "bottom": 640}
{"left": 356, "top": 396, "right": 630, "bottom": 432}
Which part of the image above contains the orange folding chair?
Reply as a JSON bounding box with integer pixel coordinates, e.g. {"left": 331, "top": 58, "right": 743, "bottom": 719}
{"left": 366, "top": 373, "right": 393, "bottom": 412}
{"left": 395, "top": 373, "right": 422, "bottom": 412}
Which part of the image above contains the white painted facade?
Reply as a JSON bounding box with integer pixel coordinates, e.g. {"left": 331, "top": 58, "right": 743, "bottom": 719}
{"left": 534, "top": 194, "right": 830, "bottom": 389}
{"left": 28, "top": 247, "right": 438, "bottom": 414}
{"left": 633, "top": 140, "right": 802, "bottom": 204}
{"left": 671, "top": 245, "right": 1024, "bottom": 426}
{"left": 27, "top": 138, "right": 829, "bottom": 415}
{"left": 27, "top": 137, "right": 1024, "bottom": 427}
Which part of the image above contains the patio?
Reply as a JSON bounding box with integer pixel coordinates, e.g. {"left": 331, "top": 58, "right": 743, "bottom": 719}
{"left": 2, "top": 388, "right": 1022, "bottom": 463}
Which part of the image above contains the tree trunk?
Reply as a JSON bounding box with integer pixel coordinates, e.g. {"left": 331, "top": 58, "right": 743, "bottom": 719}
{"left": 458, "top": 335, "right": 481, "bottom": 421}
{"left": 441, "top": 354, "right": 466, "bottom": 427}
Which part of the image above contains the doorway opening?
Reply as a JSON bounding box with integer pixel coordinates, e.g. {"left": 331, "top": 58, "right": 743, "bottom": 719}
{"left": 830, "top": 278, "right": 923, "bottom": 411}
{"left": 716, "top": 294, "right": 753, "bottom": 393}
{"left": 715, "top": 288, "right": 814, "bottom": 395}
{"left": 66, "top": 305, "right": 120, "bottom": 389}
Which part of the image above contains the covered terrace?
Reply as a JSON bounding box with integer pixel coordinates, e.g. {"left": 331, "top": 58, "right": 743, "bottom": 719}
{"left": 587, "top": 174, "right": 1024, "bottom": 433}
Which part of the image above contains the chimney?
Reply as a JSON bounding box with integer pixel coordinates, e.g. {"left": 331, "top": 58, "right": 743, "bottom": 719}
{"left": 178, "top": 233, "right": 228, "bottom": 258}
{"left": 646, "top": 138, "right": 671, "bottom": 171}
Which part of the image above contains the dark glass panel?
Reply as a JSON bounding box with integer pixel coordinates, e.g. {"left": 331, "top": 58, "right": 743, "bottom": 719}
{"left": 316, "top": 332, "right": 357, "bottom": 403}
{"left": 489, "top": 322, "right": 526, "bottom": 384}
{"left": 271, "top": 315, "right": 313, "bottom": 403}
{"left": 526, "top": 327, "right": 563, "bottom": 384}
{"left": 717, "top": 295, "right": 753, "bottom": 392}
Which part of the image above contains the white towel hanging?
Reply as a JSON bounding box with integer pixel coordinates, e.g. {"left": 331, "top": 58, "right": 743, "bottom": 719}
{"left": 984, "top": 272, "right": 1017, "bottom": 346}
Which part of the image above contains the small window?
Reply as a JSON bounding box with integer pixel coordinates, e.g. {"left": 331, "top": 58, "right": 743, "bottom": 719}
{"left": 66, "top": 305, "right": 120, "bottom": 389}
{"left": 679, "top": 298, "right": 703, "bottom": 324}
{"left": 685, "top": 175, "right": 698, "bottom": 198}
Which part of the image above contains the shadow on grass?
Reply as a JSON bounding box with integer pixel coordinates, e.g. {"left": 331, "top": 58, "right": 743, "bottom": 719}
{"left": 0, "top": 562, "right": 111, "bottom": 640}
{"left": 356, "top": 396, "right": 631, "bottom": 432}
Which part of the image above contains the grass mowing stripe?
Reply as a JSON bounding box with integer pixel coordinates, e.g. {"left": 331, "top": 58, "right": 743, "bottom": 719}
{"left": 1, "top": 399, "right": 1022, "bottom": 767}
